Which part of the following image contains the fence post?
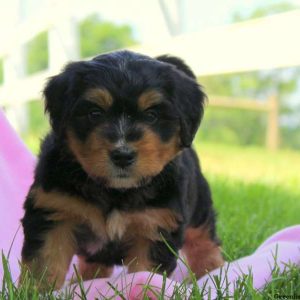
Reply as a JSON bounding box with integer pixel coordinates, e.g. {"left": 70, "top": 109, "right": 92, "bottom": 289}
{"left": 2, "top": 44, "right": 29, "bottom": 134}
{"left": 266, "top": 95, "right": 279, "bottom": 150}
{"left": 0, "top": 0, "right": 31, "bottom": 134}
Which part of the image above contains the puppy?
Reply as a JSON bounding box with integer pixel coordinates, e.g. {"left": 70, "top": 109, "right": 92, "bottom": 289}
{"left": 21, "top": 50, "right": 223, "bottom": 289}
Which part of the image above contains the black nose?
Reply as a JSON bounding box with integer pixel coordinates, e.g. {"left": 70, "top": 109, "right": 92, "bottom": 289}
{"left": 110, "top": 147, "right": 136, "bottom": 168}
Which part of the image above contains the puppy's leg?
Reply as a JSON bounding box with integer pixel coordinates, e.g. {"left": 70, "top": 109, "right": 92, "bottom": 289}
{"left": 126, "top": 237, "right": 178, "bottom": 276}
{"left": 125, "top": 238, "right": 153, "bottom": 273}
{"left": 22, "top": 220, "right": 76, "bottom": 290}
{"left": 182, "top": 226, "right": 224, "bottom": 279}
{"left": 77, "top": 255, "right": 113, "bottom": 280}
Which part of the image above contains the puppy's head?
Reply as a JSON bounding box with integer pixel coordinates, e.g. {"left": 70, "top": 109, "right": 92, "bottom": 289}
{"left": 44, "top": 51, "right": 206, "bottom": 188}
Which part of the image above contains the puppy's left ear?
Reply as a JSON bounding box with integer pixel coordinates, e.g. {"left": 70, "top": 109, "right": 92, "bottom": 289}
{"left": 44, "top": 72, "right": 69, "bottom": 132}
{"left": 156, "top": 55, "right": 206, "bottom": 147}
{"left": 44, "top": 61, "right": 82, "bottom": 134}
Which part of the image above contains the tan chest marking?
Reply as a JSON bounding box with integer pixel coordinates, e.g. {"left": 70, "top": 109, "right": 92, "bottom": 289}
{"left": 32, "top": 188, "right": 106, "bottom": 238}
{"left": 106, "top": 208, "right": 180, "bottom": 241}
{"left": 32, "top": 188, "right": 179, "bottom": 243}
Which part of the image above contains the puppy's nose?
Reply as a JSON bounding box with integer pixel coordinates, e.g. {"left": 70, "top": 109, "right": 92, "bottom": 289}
{"left": 110, "top": 147, "right": 136, "bottom": 168}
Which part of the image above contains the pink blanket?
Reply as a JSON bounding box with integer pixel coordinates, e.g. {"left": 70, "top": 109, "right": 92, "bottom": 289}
{"left": 0, "top": 109, "right": 299, "bottom": 299}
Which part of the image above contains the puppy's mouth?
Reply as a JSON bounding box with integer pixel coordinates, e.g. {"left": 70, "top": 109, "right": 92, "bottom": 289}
{"left": 108, "top": 164, "right": 152, "bottom": 189}
{"left": 112, "top": 167, "right": 131, "bottom": 178}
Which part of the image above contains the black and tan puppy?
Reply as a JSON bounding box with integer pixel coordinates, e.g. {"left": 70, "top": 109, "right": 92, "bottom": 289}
{"left": 21, "top": 50, "right": 223, "bottom": 289}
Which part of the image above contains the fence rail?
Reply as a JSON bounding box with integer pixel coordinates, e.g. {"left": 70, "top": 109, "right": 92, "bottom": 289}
{"left": 1, "top": 9, "right": 300, "bottom": 105}
{"left": 1, "top": 5, "right": 294, "bottom": 150}
{"left": 209, "top": 95, "right": 279, "bottom": 150}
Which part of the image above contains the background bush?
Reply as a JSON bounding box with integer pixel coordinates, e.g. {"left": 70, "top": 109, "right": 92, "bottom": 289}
{"left": 26, "top": 31, "right": 48, "bottom": 75}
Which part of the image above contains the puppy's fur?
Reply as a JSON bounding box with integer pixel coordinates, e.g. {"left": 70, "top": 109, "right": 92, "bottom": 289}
{"left": 21, "top": 51, "right": 223, "bottom": 289}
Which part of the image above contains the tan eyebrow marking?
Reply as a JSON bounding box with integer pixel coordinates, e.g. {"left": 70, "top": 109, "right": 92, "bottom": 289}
{"left": 84, "top": 88, "right": 113, "bottom": 110}
{"left": 138, "top": 90, "right": 163, "bottom": 110}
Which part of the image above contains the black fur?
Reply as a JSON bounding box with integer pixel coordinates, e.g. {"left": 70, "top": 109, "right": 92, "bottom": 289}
{"left": 22, "top": 50, "right": 220, "bottom": 280}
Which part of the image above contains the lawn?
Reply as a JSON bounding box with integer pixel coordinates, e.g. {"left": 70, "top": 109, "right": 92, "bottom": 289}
{"left": 2, "top": 135, "right": 300, "bottom": 299}
{"left": 195, "top": 141, "right": 300, "bottom": 298}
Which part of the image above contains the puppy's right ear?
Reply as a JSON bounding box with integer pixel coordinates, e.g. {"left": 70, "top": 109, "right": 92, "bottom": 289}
{"left": 44, "top": 72, "right": 68, "bottom": 132}
{"left": 156, "top": 55, "right": 196, "bottom": 79}
{"left": 157, "top": 55, "right": 206, "bottom": 147}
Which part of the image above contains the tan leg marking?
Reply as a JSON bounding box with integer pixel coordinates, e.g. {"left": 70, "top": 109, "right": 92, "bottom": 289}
{"left": 22, "top": 221, "right": 76, "bottom": 290}
{"left": 77, "top": 255, "right": 113, "bottom": 281}
{"left": 26, "top": 188, "right": 108, "bottom": 289}
{"left": 182, "top": 226, "right": 224, "bottom": 279}
{"left": 125, "top": 238, "right": 153, "bottom": 273}
{"left": 119, "top": 208, "right": 180, "bottom": 273}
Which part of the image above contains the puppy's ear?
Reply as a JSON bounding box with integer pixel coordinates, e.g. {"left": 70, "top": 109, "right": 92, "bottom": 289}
{"left": 44, "top": 61, "right": 80, "bottom": 134}
{"left": 156, "top": 55, "right": 196, "bottom": 79}
{"left": 44, "top": 74, "right": 67, "bottom": 130}
{"left": 156, "top": 55, "right": 206, "bottom": 147}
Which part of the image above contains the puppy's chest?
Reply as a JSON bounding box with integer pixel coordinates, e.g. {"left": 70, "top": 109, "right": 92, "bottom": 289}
{"left": 74, "top": 208, "right": 179, "bottom": 256}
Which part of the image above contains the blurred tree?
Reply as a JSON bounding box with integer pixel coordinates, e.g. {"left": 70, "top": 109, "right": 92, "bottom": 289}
{"left": 24, "top": 16, "right": 136, "bottom": 73}
{"left": 79, "top": 14, "right": 136, "bottom": 58}
{"left": 26, "top": 31, "right": 48, "bottom": 75}
{"left": 27, "top": 100, "right": 50, "bottom": 137}
{"left": 197, "top": 107, "right": 266, "bottom": 146}
{"left": 0, "top": 58, "right": 3, "bottom": 84}
{"left": 201, "top": 69, "right": 299, "bottom": 100}
{"left": 233, "top": 2, "right": 297, "bottom": 21}
{"left": 198, "top": 2, "right": 300, "bottom": 149}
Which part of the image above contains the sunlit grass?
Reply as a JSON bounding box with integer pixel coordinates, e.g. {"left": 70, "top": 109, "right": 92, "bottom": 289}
{"left": 195, "top": 140, "right": 300, "bottom": 189}
{"left": 194, "top": 140, "right": 300, "bottom": 260}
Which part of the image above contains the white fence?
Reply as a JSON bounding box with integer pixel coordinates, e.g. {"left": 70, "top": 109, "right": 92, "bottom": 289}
{"left": 1, "top": 8, "right": 300, "bottom": 105}
{"left": 0, "top": 5, "right": 299, "bottom": 138}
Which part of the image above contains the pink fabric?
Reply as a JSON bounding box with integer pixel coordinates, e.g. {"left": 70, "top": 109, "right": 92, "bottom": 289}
{"left": 63, "top": 227, "right": 300, "bottom": 299}
{"left": 0, "top": 110, "right": 35, "bottom": 281}
{"left": 0, "top": 109, "right": 299, "bottom": 299}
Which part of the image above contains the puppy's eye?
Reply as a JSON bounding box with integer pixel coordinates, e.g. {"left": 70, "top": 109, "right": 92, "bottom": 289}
{"left": 88, "top": 109, "right": 104, "bottom": 122}
{"left": 145, "top": 109, "right": 158, "bottom": 124}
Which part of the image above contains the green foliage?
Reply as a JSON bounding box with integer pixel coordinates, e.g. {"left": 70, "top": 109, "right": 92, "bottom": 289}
{"left": 199, "top": 2, "right": 300, "bottom": 150}
{"left": 22, "top": 100, "right": 49, "bottom": 154}
{"left": 0, "top": 58, "right": 3, "bottom": 84}
{"left": 27, "top": 100, "right": 49, "bottom": 135}
{"left": 23, "top": 16, "right": 136, "bottom": 74}
{"left": 199, "top": 69, "right": 300, "bottom": 150}
{"left": 233, "top": 1, "right": 298, "bottom": 21}
{"left": 26, "top": 31, "right": 48, "bottom": 75}
{"left": 281, "top": 125, "right": 300, "bottom": 150}
{"left": 198, "top": 107, "right": 266, "bottom": 146}
{"left": 201, "top": 68, "right": 300, "bottom": 100}
{"left": 79, "top": 14, "right": 136, "bottom": 58}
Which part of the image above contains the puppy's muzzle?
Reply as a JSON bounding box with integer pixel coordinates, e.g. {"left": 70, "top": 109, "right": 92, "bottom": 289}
{"left": 110, "top": 146, "right": 136, "bottom": 168}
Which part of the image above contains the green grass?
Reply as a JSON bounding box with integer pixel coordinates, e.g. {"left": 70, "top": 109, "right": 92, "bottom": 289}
{"left": 195, "top": 141, "right": 300, "bottom": 261}
{"left": 212, "top": 176, "right": 300, "bottom": 259}
{"left": 2, "top": 137, "right": 300, "bottom": 299}
{"left": 198, "top": 142, "right": 300, "bottom": 298}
